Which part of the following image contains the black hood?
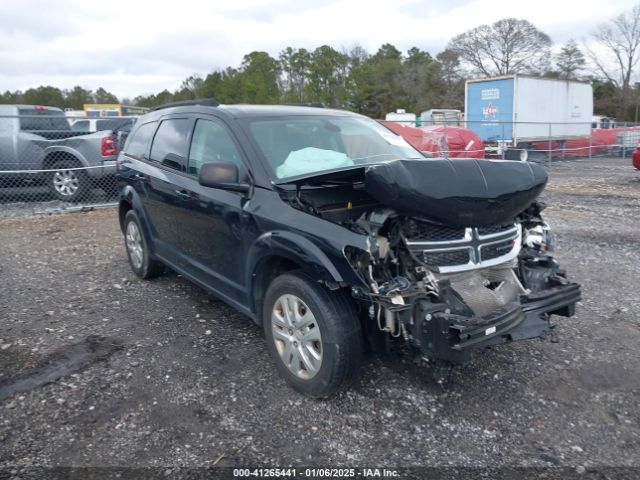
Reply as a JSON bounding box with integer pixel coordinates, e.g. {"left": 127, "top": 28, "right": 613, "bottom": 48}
{"left": 364, "top": 158, "right": 548, "bottom": 228}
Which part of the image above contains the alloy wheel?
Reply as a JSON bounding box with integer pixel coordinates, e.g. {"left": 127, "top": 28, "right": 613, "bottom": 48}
{"left": 125, "top": 221, "right": 144, "bottom": 270}
{"left": 52, "top": 169, "right": 80, "bottom": 196}
{"left": 271, "top": 294, "right": 323, "bottom": 380}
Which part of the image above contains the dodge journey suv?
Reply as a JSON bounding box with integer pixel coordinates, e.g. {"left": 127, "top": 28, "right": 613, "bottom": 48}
{"left": 117, "top": 99, "right": 580, "bottom": 397}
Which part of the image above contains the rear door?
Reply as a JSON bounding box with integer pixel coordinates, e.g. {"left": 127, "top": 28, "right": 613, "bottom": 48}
{"left": 135, "top": 116, "right": 194, "bottom": 265}
{"left": 171, "top": 115, "right": 251, "bottom": 306}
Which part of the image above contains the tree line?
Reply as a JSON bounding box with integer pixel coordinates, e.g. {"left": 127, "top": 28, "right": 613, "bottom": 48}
{"left": 2, "top": 5, "right": 640, "bottom": 120}
{"left": 131, "top": 44, "right": 466, "bottom": 120}
{"left": 0, "top": 86, "right": 120, "bottom": 111}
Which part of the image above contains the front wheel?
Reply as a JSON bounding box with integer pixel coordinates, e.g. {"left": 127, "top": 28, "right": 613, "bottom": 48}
{"left": 263, "top": 272, "right": 363, "bottom": 398}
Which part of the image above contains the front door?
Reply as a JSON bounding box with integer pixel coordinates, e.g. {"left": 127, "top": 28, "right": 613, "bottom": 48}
{"left": 173, "top": 117, "right": 251, "bottom": 306}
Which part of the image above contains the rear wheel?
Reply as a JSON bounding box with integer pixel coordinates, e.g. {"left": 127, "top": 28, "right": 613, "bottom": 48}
{"left": 123, "top": 210, "right": 164, "bottom": 279}
{"left": 47, "top": 159, "right": 90, "bottom": 202}
{"left": 263, "top": 272, "right": 363, "bottom": 398}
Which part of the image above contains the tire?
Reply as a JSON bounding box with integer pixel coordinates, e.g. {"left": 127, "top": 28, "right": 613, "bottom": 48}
{"left": 519, "top": 148, "right": 529, "bottom": 162}
{"left": 505, "top": 148, "right": 528, "bottom": 162}
{"left": 263, "top": 271, "right": 363, "bottom": 398}
{"left": 47, "top": 159, "right": 90, "bottom": 202}
{"left": 123, "top": 210, "right": 164, "bottom": 279}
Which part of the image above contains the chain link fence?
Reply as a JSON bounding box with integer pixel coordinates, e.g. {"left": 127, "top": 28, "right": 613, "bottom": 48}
{"left": 0, "top": 165, "right": 119, "bottom": 217}
{"left": 461, "top": 120, "right": 640, "bottom": 163}
{"left": 2, "top": 112, "right": 639, "bottom": 217}
{"left": 0, "top": 111, "right": 134, "bottom": 217}
{"left": 388, "top": 118, "right": 640, "bottom": 163}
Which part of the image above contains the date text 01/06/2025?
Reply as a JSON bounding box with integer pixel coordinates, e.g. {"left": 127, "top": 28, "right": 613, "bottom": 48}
{"left": 232, "top": 467, "right": 400, "bottom": 478}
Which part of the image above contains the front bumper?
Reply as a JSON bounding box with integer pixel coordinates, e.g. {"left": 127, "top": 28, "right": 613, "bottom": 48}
{"left": 416, "top": 282, "right": 581, "bottom": 364}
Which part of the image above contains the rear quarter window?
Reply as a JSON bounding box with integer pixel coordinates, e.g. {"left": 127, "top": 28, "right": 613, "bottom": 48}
{"left": 125, "top": 121, "right": 157, "bottom": 158}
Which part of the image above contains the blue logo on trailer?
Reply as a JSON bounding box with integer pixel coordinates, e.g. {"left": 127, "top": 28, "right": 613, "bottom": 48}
{"left": 466, "top": 78, "right": 514, "bottom": 141}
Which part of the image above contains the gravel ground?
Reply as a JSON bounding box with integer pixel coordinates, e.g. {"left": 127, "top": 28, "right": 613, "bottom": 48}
{"left": 1, "top": 157, "right": 639, "bottom": 477}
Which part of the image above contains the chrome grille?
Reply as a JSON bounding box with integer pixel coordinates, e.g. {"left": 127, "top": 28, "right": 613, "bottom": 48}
{"left": 477, "top": 224, "right": 514, "bottom": 236}
{"left": 402, "top": 220, "right": 466, "bottom": 242}
{"left": 404, "top": 222, "right": 521, "bottom": 273}
{"left": 423, "top": 249, "right": 471, "bottom": 266}
{"left": 481, "top": 240, "right": 515, "bottom": 261}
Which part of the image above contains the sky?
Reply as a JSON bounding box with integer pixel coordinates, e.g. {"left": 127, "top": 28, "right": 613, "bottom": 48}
{"left": 0, "top": 0, "right": 636, "bottom": 99}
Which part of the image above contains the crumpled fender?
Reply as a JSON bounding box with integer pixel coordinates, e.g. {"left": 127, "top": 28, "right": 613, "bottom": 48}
{"left": 246, "top": 230, "right": 349, "bottom": 287}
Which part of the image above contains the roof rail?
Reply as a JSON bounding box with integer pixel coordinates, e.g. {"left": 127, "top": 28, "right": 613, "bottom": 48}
{"left": 151, "top": 98, "right": 219, "bottom": 111}
{"left": 288, "top": 103, "right": 325, "bottom": 108}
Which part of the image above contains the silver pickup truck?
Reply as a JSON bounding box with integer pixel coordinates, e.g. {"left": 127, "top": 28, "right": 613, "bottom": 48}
{"left": 0, "top": 104, "right": 119, "bottom": 201}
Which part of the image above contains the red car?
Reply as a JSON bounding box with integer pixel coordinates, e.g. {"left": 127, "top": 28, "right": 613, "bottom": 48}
{"left": 633, "top": 145, "right": 640, "bottom": 169}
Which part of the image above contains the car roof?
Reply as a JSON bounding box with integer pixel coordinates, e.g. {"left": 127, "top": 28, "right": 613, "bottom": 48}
{"left": 142, "top": 104, "right": 358, "bottom": 121}
{"left": 218, "top": 104, "right": 355, "bottom": 118}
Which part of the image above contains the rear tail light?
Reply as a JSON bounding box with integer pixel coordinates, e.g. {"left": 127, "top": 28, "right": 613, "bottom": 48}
{"left": 101, "top": 135, "right": 117, "bottom": 157}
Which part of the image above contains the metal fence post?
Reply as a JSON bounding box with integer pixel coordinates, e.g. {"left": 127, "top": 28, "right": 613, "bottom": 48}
{"left": 547, "top": 123, "right": 552, "bottom": 168}
{"left": 588, "top": 124, "right": 592, "bottom": 161}
{"left": 501, "top": 122, "right": 505, "bottom": 160}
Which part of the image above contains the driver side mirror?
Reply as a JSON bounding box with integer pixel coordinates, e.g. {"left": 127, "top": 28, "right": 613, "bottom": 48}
{"left": 198, "top": 161, "right": 250, "bottom": 193}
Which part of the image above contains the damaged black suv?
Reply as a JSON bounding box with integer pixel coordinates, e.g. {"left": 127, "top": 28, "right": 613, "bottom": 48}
{"left": 117, "top": 100, "right": 580, "bottom": 397}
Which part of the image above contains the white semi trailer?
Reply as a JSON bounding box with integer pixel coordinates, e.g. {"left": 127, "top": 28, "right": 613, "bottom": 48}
{"left": 465, "top": 75, "right": 593, "bottom": 161}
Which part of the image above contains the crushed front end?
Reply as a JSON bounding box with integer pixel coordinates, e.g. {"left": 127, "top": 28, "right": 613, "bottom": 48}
{"left": 277, "top": 157, "right": 580, "bottom": 364}
{"left": 347, "top": 204, "right": 579, "bottom": 363}
{"left": 343, "top": 159, "right": 581, "bottom": 364}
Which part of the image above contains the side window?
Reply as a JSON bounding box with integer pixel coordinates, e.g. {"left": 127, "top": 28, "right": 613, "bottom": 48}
{"left": 125, "top": 122, "right": 157, "bottom": 158}
{"left": 187, "top": 119, "right": 243, "bottom": 176}
{"left": 150, "top": 118, "right": 191, "bottom": 171}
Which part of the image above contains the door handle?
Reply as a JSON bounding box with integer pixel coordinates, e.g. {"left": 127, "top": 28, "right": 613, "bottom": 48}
{"left": 174, "top": 189, "right": 191, "bottom": 200}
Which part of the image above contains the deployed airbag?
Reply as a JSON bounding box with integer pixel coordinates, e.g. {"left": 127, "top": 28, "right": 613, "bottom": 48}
{"left": 276, "top": 147, "right": 354, "bottom": 179}
{"left": 364, "top": 159, "right": 548, "bottom": 227}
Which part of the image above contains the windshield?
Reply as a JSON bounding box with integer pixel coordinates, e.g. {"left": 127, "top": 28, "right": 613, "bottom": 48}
{"left": 246, "top": 115, "right": 424, "bottom": 180}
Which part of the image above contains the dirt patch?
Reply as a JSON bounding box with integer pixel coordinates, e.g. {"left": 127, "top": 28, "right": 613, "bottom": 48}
{"left": 0, "top": 336, "right": 123, "bottom": 402}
